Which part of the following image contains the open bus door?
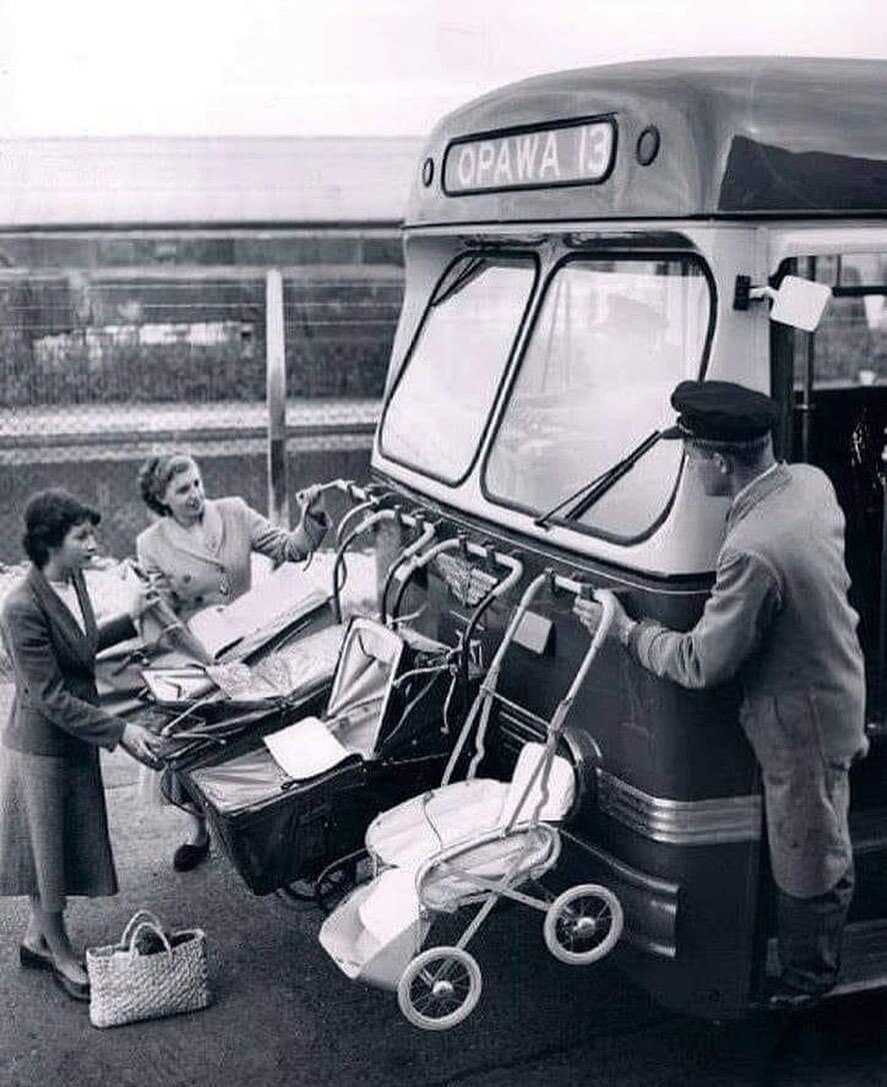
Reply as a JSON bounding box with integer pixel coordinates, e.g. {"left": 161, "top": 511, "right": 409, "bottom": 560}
{"left": 771, "top": 245, "right": 887, "bottom": 997}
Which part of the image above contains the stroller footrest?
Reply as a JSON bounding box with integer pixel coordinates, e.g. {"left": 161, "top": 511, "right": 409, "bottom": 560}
{"left": 320, "top": 869, "right": 427, "bottom": 990}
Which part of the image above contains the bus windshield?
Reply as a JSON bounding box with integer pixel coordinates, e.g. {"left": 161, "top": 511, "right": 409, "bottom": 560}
{"left": 485, "top": 257, "right": 712, "bottom": 541}
{"left": 379, "top": 255, "right": 536, "bottom": 482}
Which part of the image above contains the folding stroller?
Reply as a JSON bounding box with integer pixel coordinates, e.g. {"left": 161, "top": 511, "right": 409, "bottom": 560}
{"left": 319, "top": 575, "right": 623, "bottom": 1031}
{"left": 180, "top": 542, "right": 523, "bottom": 900}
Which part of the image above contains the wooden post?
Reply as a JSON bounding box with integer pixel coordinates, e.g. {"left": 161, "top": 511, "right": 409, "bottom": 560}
{"left": 266, "top": 268, "right": 289, "bottom": 528}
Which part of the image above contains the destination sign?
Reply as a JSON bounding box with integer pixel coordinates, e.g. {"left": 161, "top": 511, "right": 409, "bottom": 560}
{"left": 443, "top": 118, "right": 616, "bottom": 194}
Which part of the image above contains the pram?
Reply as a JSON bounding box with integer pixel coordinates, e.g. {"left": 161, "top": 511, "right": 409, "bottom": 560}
{"left": 127, "top": 487, "right": 438, "bottom": 779}
{"left": 319, "top": 574, "right": 623, "bottom": 1031}
{"left": 181, "top": 540, "right": 524, "bottom": 901}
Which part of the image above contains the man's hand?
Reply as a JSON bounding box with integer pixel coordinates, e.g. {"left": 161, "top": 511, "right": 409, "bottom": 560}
{"left": 573, "top": 590, "right": 636, "bottom": 646}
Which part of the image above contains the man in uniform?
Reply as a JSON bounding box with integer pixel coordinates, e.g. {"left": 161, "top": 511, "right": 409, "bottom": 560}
{"left": 575, "top": 379, "right": 868, "bottom": 1011}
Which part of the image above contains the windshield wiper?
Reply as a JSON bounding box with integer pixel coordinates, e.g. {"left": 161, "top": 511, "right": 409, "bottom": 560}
{"left": 534, "top": 429, "right": 664, "bottom": 529}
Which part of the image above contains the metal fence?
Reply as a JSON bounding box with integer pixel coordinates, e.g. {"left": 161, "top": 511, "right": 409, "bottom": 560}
{"left": 0, "top": 228, "right": 405, "bottom": 562}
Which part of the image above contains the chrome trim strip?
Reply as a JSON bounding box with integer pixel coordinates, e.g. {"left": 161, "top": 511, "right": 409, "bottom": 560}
{"left": 596, "top": 769, "right": 762, "bottom": 845}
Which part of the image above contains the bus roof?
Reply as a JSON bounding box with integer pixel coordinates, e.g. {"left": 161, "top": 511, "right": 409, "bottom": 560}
{"left": 405, "top": 58, "right": 887, "bottom": 227}
{"left": 0, "top": 136, "right": 422, "bottom": 230}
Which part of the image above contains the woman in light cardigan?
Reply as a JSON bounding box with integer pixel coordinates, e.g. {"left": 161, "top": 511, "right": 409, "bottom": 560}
{"left": 135, "top": 452, "right": 328, "bottom": 870}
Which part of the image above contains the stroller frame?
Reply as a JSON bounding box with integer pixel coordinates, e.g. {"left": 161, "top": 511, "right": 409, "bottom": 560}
{"left": 320, "top": 573, "right": 624, "bottom": 1031}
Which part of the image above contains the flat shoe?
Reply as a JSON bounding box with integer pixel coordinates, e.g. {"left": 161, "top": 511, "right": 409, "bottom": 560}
{"left": 19, "top": 942, "right": 54, "bottom": 971}
{"left": 51, "top": 963, "right": 90, "bottom": 1003}
{"left": 173, "top": 837, "right": 210, "bottom": 872}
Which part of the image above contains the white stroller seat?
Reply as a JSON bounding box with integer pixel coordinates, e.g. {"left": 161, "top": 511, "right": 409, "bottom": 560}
{"left": 419, "top": 824, "right": 558, "bottom": 911}
{"left": 367, "top": 778, "right": 509, "bottom": 868}
{"left": 367, "top": 743, "right": 576, "bottom": 869}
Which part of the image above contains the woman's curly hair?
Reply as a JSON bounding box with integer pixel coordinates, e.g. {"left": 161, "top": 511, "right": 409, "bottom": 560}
{"left": 137, "top": 454, "right": 197, "bottom": 516}
{"left": 22, "top": 489, "right": 100, "bottom": 568}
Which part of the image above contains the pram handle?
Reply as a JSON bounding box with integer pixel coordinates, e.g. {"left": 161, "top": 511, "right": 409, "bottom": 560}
{"left": 500, "top": 585, "right": 614, "bottom": 836}
{"left": 388, "top": 536, "right": 524, "bottom": 625}
{"left": 331, "top": 482, "right": 396, "bottom": 546}
{"left": 442, "top": 572, "right": 548, "bottom": 786}
{"left": 443, "top": 574, "right": 615, "bottom": 789}
{"left": 331, "top": 506, "right": 436, "bottom": 623}
{"left": 380, "top": 519, "right": 439, "bottom": 626}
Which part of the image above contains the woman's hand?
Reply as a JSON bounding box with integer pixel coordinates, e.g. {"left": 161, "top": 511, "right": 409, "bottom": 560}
{"left": 118, "top": 560, "right": 161, "bottom": 622}
{"left": 295, "top": 485, "right": 330, "bottom": 550}
{"left": 121, "top": 722, "right": 162, "bottom": 767}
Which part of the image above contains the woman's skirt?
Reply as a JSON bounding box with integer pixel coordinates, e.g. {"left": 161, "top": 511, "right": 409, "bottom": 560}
{"left": 0, "top": 745, "right": 118, "bottom": 911}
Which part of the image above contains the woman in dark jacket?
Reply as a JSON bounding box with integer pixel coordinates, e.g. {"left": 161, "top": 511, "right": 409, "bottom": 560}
{"left": 0, "top": 490, "right": 160, "bottom": 1001}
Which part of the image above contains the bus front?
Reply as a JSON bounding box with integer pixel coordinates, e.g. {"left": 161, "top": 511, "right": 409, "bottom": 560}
{"left": 369, "top": 58, "right": 887, "bottom": 1018}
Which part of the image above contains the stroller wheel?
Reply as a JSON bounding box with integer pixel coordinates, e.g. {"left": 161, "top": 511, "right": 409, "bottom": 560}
{"left": 397, "top": 946, "right": 482, "bottom": 1031}
{"left": 314, "top": 853, "right": 363, "bottom": 915}
{"left": 543, "top": 884, "right": 623, "bottom": 965}
{"left": 276, "top": 878, "right": 318, "bottom": 907}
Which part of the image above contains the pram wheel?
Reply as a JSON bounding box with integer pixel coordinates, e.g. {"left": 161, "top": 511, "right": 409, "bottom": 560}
{"left": 397, "top": 946, "right": 482, "bottom": 1031}
{"left": 543, "top": 884, "right": 623, "bottom": 965}
{"left": 277, "top": 878, "right": 318, "bottom": 906}
{"left": 315, "top": 851, "right": 365, "bottom": 915}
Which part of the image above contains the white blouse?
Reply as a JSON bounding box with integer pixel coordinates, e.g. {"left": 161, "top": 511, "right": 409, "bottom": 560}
{"left": 49, "top": 579, "right": 87, "bottom": 634}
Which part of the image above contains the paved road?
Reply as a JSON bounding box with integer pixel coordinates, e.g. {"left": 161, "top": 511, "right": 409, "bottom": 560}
{"left": 1, "top": 567, "right": 886, "bottom": 1085}
{"left": 1, "top": 716, "right": 885, "bottom": 1087}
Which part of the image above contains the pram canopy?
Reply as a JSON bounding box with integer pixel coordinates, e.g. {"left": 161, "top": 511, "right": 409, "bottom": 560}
{"left": 191, "top": 617, "right": 453, "bottom": 813}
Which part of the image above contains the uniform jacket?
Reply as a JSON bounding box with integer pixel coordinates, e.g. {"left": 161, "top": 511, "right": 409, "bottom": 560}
{"left": 136, "top": 496, "right": 308, "bottom": 622}
{"left": 0, "top": 566, "right": 134, "bottom": 759}
{"left": 629, "top": 463, "right": 867, "bottom": 897}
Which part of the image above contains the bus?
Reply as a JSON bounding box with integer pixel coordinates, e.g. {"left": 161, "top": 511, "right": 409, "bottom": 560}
{"left": 364, "top": 57, "right": 887, "bottom": 1019}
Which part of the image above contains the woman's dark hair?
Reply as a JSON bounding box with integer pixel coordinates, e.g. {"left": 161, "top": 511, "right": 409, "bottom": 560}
{"left": 137, "top": 454, "right": 197, "bottom": 516}
{"left": 23, "top": 489, "right": 100, "bottom": 568}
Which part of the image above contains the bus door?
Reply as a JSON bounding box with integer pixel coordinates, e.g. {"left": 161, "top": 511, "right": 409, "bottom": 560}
{"left": 771, "top": 229, "right": 887, "bottom": 967}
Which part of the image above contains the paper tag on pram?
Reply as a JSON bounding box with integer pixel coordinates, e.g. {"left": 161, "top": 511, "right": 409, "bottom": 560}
{"left": 262, "top": 717, "right": 353, "bottom": 780}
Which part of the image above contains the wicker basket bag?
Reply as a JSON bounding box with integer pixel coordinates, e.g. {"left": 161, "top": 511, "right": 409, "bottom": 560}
{"left": 86, "top": 910, "right": 211, "bottom": 1028}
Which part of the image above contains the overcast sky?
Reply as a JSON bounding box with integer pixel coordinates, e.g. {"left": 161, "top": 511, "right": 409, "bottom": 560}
{"left": 1, "top": 0, "right": 885, "bottom": 138}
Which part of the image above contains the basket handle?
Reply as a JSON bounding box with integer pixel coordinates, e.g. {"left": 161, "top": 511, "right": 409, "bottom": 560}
{"left": 120, "top": 909, "right": 166, "bottom": 948}
{"left": 126, "top": 920, "right": 173, "bottom": 961}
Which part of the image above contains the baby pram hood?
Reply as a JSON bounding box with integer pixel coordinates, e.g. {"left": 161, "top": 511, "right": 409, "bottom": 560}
{"left": 188, "top": 616, "right": 453, "bottom": 813}
{"left": 240, "top": 617, "right": 451, "bottom": 785}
